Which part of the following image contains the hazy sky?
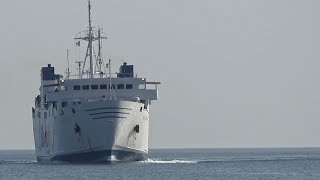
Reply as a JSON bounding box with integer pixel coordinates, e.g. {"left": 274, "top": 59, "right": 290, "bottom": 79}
{"left": 1, "top": 0, "right": 320, "bottom": 149}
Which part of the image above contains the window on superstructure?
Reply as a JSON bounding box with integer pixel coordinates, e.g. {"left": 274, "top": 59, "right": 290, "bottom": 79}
{"left": 62, "top": 102, "right": 68, "bottom": 107}
{"left": 44, "top": 112, "right": 47, "bottom": 119}
{"left": 117, "top": 84, "right": 124, "bottom": 89}
{"left": 91, "top": 85, "right": 98, "bottom": 90}
{"left": 74, "top": 85, "right": 80, "bottom": 90}
{"left": 82, "top": 85, "right": 89, "bottom": 90}
{"left": 126, "top": 84, "right": 133, "bottom": 89}
{"left": 110, "top": 84, "right": 116, "bottom": 89}
{"left": 100, "top": 84, "right": 107, "bottom": 89}
{"left": 38, "top": 112, "right": 41, "bottom": 118}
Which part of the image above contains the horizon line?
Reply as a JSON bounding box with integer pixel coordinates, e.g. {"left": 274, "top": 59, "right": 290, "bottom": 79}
{"left": 1, "top": 146, "right": 320, "bottom": 151}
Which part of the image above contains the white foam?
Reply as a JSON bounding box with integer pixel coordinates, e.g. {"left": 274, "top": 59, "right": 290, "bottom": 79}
{"left": 107, "top": 155, "right": 118, "bottom": 161}
{"left": 0, "top": 160, "right": 37, "bottom": 164}
{"left": 139, "top": 158, "right": 198, "bottom": 164}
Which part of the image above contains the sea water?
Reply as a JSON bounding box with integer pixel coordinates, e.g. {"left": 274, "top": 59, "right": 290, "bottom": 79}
{"left": 1, "top": 148, "right": 320, "bottom": 180}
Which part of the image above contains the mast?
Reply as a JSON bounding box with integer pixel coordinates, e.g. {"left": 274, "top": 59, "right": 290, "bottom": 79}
{"left": 98, "top": 28, "right": 103, "bottom": 77}
{"left": 106, "top": 59, "right": 116, "bottom": 100}
{"left": 88, "top": 0, "right": 94, "bottom": 78}
{"left": 75, "top": 61, "right": 82, "bottom": 79}
{"left": 66, "top": 50, "right": 70, "bottom": 79}
{"left": 74, "top": 0, "right": 107, "bottom": 79}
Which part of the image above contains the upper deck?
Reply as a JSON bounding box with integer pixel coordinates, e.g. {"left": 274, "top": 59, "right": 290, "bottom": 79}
{"left": 40, "top": 63, "right": 160, "bottom": 103}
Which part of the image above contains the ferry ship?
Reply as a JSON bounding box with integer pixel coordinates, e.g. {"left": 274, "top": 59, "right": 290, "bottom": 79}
{"left": 32, "top": 1, "right": 160, "bottom": 163}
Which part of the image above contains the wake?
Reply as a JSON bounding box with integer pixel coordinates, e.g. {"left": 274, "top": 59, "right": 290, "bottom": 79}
{"left": 0, "top": 160, "right": 37, "bottom": 164}
{"left": 138, "top": 156, "right": 320, "bottom": 164}
{"left": 139, "top": 158, "right": 198, "bottom": 164}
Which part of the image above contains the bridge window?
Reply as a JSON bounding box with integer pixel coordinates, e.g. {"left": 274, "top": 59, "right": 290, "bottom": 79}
{"left": 62, "top": 102, "right": 68, "bottom": 107}
{"left": 100, "top": 84, "right": 107, "bottom": 89}
{"left": 91, "top": 85, "right": 98, "bottom": 90}
{"left": 126, "top": 84, "right": 133, "bottom": 89}
{"left": 74, "top": 85, "right": 80, "bottom": 90}
{"left": 110, "top": 84, "right": 116, "bottom": 89}
{"left": 82, "top": 85, "right": 89, "bottom": 90}
{"left": 117, "top": 84, "right": 124, "bottom": 89}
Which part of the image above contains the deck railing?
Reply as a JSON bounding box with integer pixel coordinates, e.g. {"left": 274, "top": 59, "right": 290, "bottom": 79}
{"left": 66, "top": 72, "right": 138, "bottom": 80}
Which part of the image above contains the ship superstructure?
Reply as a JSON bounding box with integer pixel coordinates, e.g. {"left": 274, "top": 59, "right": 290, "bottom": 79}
{"left": 32, "top": 1, "right": 160, "bottom": 163}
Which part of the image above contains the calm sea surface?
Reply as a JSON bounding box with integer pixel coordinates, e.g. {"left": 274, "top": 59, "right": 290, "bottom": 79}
{"left": 0, "top": 148, "right": 320, "bottom": 180}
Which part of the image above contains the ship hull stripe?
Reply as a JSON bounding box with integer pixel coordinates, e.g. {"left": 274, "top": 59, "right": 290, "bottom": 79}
{"left": 92, "top": 116, "right": 127, "bottom": 119}
{"left": 86, "top": 107, "right": 132, "bottom": 111}
{"left": 89, "top": 111, "right": 130, "bottom": 115}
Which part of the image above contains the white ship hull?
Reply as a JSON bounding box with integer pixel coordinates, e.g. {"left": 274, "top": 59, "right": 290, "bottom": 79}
{"left": 32, "top": 1, "right": 160, "bottom": 163}
{"left": 33, "top": 100, "right": 149, "bottom": 163}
